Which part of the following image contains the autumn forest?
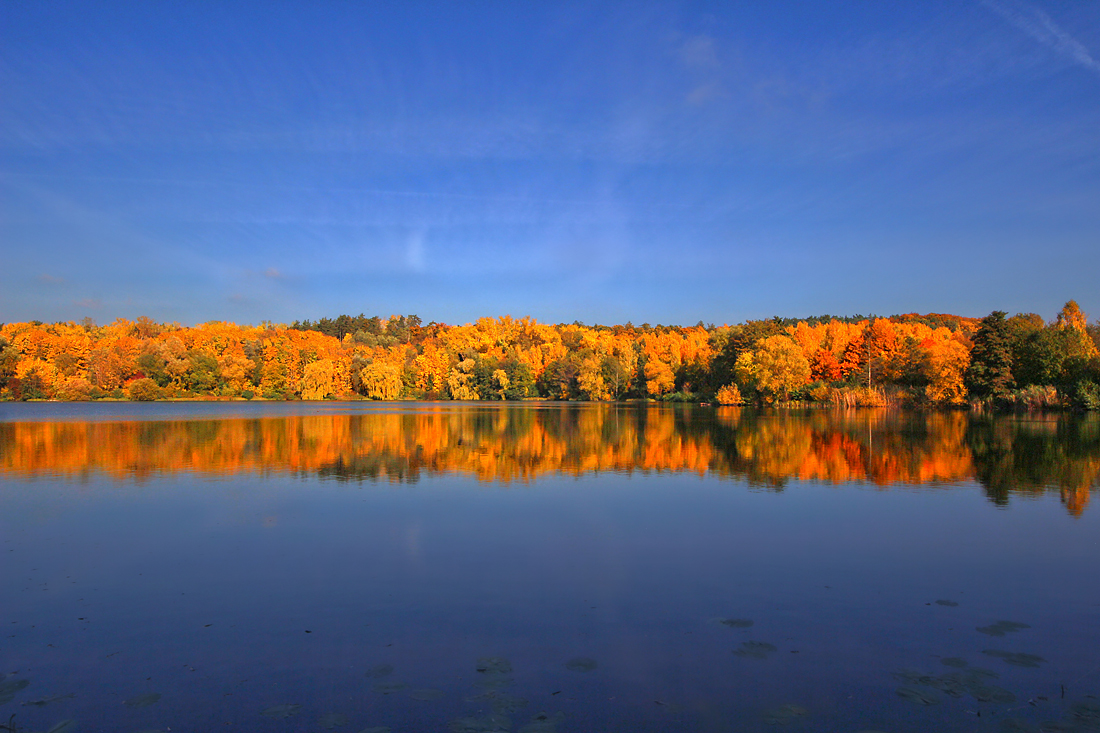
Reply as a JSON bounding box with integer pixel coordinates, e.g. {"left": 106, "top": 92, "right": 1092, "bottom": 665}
{"left": 2, "top": 301, "right": 1099, "bottom": 408}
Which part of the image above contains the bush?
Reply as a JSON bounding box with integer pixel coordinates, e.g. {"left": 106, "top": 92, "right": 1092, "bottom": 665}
{"left": 55, "top": 377, "right": 94, "bottom": 401}
{"left": 1005, "top": 385, "right": 1062, "bottom": 411}
{"left": 805, "top": 382, "right": 831, "bottom": 402}
{"left": 127, "top": 377, "right": 162, "bottom": 401}
{"left": 1071, "top": 381, "right": 1100, "bottom": 411}
{"left": 833, "top": 386, "right": 887, "bottom": 407}
{"left": 241, "top": 390, "right": 255, "bottom": 400}
{"left": 715, "top": 384, "right": 742, "bottom": 405}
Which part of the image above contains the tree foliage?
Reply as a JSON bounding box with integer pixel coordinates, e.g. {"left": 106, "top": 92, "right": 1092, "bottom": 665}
{"left": 966, "top": 311, "right": 1015, "bottom": 398}
{"left": 735, "top": 335, "right": 811, "bottom": 402}
{"left": 1, "top": 304, "right": 1096, "bottom": 407}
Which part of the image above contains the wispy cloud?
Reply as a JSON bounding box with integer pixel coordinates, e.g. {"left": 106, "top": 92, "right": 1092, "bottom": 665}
{"left": 680, "top": 36, "right": 720, "bottom": 70}
{"left": 982, "top": 0, "right": 1100, "bottom": 74}
{"left": 38, "top": 273, "right": 64, "bottom": 284}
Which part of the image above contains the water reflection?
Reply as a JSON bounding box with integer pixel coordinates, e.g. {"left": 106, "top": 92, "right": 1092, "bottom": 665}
{"left": 1, "top": 405, "right": 1097, "bottom": 513}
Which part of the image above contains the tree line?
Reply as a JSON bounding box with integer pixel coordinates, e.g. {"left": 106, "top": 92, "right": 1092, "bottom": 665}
{"left": 1, "top": 301, "right": 1098, "bottom": 408}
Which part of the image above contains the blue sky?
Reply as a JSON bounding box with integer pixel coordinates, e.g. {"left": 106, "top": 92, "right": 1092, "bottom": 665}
{"left": 2, "top": 1, "right": 1098, "bottom": 327}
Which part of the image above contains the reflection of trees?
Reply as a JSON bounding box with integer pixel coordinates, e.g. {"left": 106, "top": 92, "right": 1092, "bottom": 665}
{"left": 966, "top": 413, "right": 1100, "bottom": 516}
{"left": 1, "top": 407, "right": 1097, "bottom": 515}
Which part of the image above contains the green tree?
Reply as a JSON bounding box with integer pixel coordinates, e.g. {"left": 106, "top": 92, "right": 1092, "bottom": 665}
{"left": 184, "top": 351, "right": 221, "bottom": 393}
{"left": 1016, "top": 328, "right": 1065, "bottom": 386}
{"left": 966, "top": 311, "right": 1015, "bottom": 398}
{"left": 501, "top": 358, "right": 535, "bottom": 400}
{"left": 128, "top": 377, "right": 162, "bottom": 401}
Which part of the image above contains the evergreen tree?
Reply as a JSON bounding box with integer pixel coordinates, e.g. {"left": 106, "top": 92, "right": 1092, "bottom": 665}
{"left": 966, "top": 311, "right": 1015, "bottom": 398}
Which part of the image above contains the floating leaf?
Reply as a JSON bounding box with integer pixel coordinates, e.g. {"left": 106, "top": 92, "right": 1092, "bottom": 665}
{"left": 319, "top": 712, "right": 350, "bottom": 728}
{"left": 260, "top": 703, "right": 302, "bottom": 719}
{"left": 474, "top": 676, "right": 513, "bottom": 691}
{"left": 1071, "top": 701, "right": 1100, "bottom": 724}
{"left": 718, "top": 618, "right": 754, "bottom": 629}
{"left": 893, "top": 670, "right": 937, "bottom": 686}
{"left": 919, "top": 674, "right": 965, "bottom": 697}
{"left": 0, "top": 677, "right": 30, "bottom": 704}
{"left": 564, "top": 658, "right": 597, "bottom": 673}
{"left": 982, "top": 650, "right": 1046, "bottom": 668}
{"left": 518, "top": 711, "right": 565, "bottom": 733}
{"left": 492, "top": 693, "right": 528, "bottom": 714}
{"left": 734, "top": 642, "right": 777, "bottom": 660}
{"left": 449, "top": 713, "right": 512, "bottom": 732}
{"left": 761, "top": 704, "right": 809, "bottom": 724}
{"left": 977, "top": 621, "right": 1031, "bottom": 637}
{"left": 970, "top": 684, "right": 1016, "bottom": 703}
{"left": 372, "top": 681, "right": 408, "bottom": 695}
{"left": 122, "top": 693, "right": 161, "bottom": 709}
{"left": 365, "top": 664, "right": 394, "bottom": 679}
{"left": 935, "top": 600, "right": 959, "bottom": 607}
{"left": 408, "top": 689, "right": 444, "bottom": 702}
{"left": 466, "top": 690, "right": 527, "bottom": 713}
{"left": 897, "top": 687, "right": 940, "bottom": 706}
{"left": 21, "top": 693, "right": 75, "bottom": 707}
{"left": 476, "top": 658, "right": 513, "bottom": 675}
{"left": 46, "top": 720, "right": 77, "bottom": 733}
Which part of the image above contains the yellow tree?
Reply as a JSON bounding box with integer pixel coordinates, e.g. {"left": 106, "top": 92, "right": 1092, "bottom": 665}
{"left": 359, "top": 362, "right": 403, "bottom": 400}
{"left": 921, "top": 335, "right": 971, "bottom": 405}
{"left": 577, "top": 353, "right": 609, "bottom": 400}
{"left": 301, "top": 358, "right": 337, "bottom": 400}
{"left": 447, "top": 358, "right": 480, "bottom": 400}
{"left": 736, "top": 335, "right": 811, "bottom": 402}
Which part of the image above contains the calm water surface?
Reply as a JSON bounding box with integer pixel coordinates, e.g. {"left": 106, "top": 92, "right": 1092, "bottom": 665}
{"left": 1, "top": 403, "right": 1098, "bottom": 733}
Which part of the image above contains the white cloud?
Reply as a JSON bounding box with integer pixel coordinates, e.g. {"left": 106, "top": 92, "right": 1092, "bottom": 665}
{"left": 982, "top": 0, "right": 1100, "bottom": 74}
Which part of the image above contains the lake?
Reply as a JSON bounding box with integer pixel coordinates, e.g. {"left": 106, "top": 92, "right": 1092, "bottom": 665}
{"left": 1, "top": 402, "right": 1098, "bottom": 733}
